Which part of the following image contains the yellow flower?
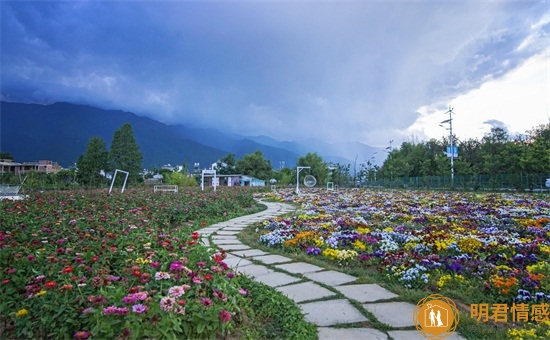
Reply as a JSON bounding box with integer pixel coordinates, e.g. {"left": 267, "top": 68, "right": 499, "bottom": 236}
{"left": 15, "top": 309, "right": 28, "bottom": 317}
{"left": 36, "top": 290, "right": 47, "bottom": 297}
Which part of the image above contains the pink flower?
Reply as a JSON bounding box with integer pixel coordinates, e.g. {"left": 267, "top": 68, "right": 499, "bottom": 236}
{"left": 102, "top": 305, "right": 118, "bottom": 315}
{"left": 219, "top": 310, "right": 231, "bottom": 323}
{"left": 74, "top": 331, "right": 91, "bottom": 339}
{"left": 192, "top": 276, "right": 203, "bottom": 284}
{"left": 201, "top": 298, "right": 213, "bottom": 307}
{"left": 170, "top": 260, "right": 183, "bottom": 272}
{"left": 213, "top": 289, "right": 227, "bottom": 302}
{"left": 238, "top": 288, "right": 249, "bottom": 296}
{"left": 82, "top": 307, "right": 94, "bottom": 315}
{"left": 168, "top": 286, "right": 185, "bottom": 298}
{"left": 160, "top": 296, "right": 175, "bottom": 312}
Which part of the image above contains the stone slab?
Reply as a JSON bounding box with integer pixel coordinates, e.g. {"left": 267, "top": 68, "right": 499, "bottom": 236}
{"left": 363, "top": 302, "right": 417, "bottom": 328}
{"left": 223, "top": 256, "right": 253, "bottom": 268}
{"left": 211, "top": 235, "right": 238, "bottom": 240}
{"left": 253, "top": 271, "right": 301, "bottom": 287}
{"left": 221, "top": 227, "right": 245, "bottom": 231}
{"left": 216, "top": 230, "right": 240, "bottom": 235}
{"left": 318, "top": 327, "right": 387, "bottom": 340}
{"left": 252, "top": 254, "right": 293, "bottom": 264}
{"left": 334, "top": 284, "right": 398, "bottom": 303}
{"left": 303, "top": 270, "right": 357, "bottom": 286}
{"left": 211, "top": 239, "right": 243, "bottom": 245}
{"left": 300, "top": 299, "right": 368, "bottom": 326}
{"left": 388, "top": 330, "right": 465, "bottom": 340}
{"left": 275, "top": 262, "right": 324, "bottom": 274}
{"left": 230, "top": 249, "right": 269, "bottom": 257}
{"left": 201, "top": 239, "right": 211, "bottom": 247}
{"left": 217, "top": 244, "right": 251, "bottom": 251}
{"left": 235, "top": 264, "right": 273, "bottom": 278}
{"left": 276, "top": 281, "right": 336, "bottom": 303}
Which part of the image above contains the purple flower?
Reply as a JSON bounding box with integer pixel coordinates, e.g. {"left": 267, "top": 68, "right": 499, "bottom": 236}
{"left": 170, "top": 260, "right": 183, "bottom": 272}
{"left": 132, "top": 304, "right": 149, "bottom": 314}
{"left": 201, "top": 298, "right": 213, "bottom": 307}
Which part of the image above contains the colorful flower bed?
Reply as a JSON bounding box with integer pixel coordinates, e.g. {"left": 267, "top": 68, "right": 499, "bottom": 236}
{"left": 259, "top": 189, "right": 550, "bottom": 338}
{"left": 0, "top": 188, "right": 259, "bottom": 339}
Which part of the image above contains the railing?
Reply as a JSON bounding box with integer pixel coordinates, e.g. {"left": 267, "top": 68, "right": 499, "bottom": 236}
{"left": 0, "top": 184, "right": 21, "bottom": 196}
{"left": 363, "top": 173, "right": 550, "bottom": 191}
{"left": 154, "top": 185, "right": 179, "bottom": 193}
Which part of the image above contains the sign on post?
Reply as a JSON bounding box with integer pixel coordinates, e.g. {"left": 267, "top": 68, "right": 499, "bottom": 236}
{"left": 201, "top": 169, "right": 217, "bottom": 191}
{"left": 446, "top": 146, "right": 458, "bottom": 158}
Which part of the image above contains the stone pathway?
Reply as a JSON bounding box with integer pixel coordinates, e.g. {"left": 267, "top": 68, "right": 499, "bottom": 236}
{"left": 199, "top": 201, "right": 465, "bottom": 340}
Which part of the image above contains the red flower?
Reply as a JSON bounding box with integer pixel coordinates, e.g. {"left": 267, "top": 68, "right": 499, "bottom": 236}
{"left": 91, "top": 256, "right": 99, "bottom": 263}
{"left": 191, "top": 231, "right": 200, "bottom": 240}
{"left": 45, "top": 281, "right": 57, "bottom": 289}
{"left": 61, "top": 267, "right": 73, "bottom": 274}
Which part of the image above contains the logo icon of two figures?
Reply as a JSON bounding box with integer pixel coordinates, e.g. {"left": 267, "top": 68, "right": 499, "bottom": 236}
{"left": 426, "top": 303, "right": 444, "bottom": 327}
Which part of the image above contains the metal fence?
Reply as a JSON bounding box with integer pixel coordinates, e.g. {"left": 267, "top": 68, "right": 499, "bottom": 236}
{"left": 364, "top": 173, "right": 550, "bottom": 191}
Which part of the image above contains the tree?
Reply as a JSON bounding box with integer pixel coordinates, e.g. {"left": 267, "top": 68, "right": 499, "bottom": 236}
{"left": 77, "top": 136, "right": 109, "bottom": 187}
{"left": 236, "top": 150, "right": 273, "bottom": 180}
{"left": 0, "top": 151, "right": 14, "bottom": 160}
{"left": 296, "top": 153, "right": 329, "bottom": 186}
{"left": 215, "top": 154, "right": 237, "bottom": 175}
{"left": 109, "top": 123, "right": 143, "bottom": 183}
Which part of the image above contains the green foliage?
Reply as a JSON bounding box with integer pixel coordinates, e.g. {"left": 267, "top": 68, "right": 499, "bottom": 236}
{"left": 109, "top": 123, "right": 143, "bottom": 183}
{"left": 297, "top": 152, "right": 329, "bottom": 186}
{"left": 216, "top": 153, "right": 238, "bottom": 175}
{"left": 0, "top": 151, "right": 14, "bottom": 159}
{"left": 166, "top": 171, "right": 198, "bottom": 186}
{"left": 236, "top": 150, "right": 273, "bottom": 180}
{"left": 378, "top": 123, "right": 550, "bottom": 188}
{"left": 77, "top": 136, "right": 109, "bottom": 187}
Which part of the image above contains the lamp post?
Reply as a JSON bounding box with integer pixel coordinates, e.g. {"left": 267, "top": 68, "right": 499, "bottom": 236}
{"left": 440, "top": 107, "right": 455, "bottom": 187}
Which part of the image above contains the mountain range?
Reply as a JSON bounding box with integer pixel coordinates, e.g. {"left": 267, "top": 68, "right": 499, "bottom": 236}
{"left": 0, "top": 101, "right": 383, "bottom": 170}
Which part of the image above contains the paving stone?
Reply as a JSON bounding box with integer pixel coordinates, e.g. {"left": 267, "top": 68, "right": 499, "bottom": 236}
{"left": 235, "top": 264, "right": 273, "bottom": 278}
{"left": 253, "top": 271, "right": 301, "bottom": 287}
{"left": 363, "top": 302, "right": 417, "bottom": 328}
{"left": 211, "top": 235, "right": 238, "bottom": 240}
{"left": 211, "top": 239, "right": 243, "bottom": 245}
{"left": 388, "top": 330, "right": 465, "bottom": 340}
{"left": 217, "top": 244, "right": 250, "bottom": 251}
{"left": 275, "top": 262, "right": 324, "bottom": 274}
{"left": 276, "top": 281, "right": 336, "bottom": 303}
{"left": 223, "top": 256, "right": 253, "bottom": 268}
{"left": 201, "top": 238, "right": 210, "bottom": 247}
{"left": 216, "top": 230, "right": 240, "bottom": 235}
{"left": 303, "top": 270, "right": 357, "bottom": 286}
{"left": 221, "top": 227, "right": 245, "bottom": 231}
{"left": 252, "top": 254, "right": 293, "bottom": 264}
{"left": 318, "top": 327, "right": 388, "bottom": 340}
{"left": 300, "top": 299, "right": 369, "bottom": 326}
{"left": 230, "top": 249, "right": 269, "bottom": 257}
{"left": 334, "top": 284, "right": 398, "bottom": 303}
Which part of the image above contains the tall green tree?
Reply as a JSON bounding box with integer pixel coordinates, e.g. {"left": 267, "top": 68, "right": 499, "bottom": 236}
{"left": 236, "top": 150, "right": 273, "bottom": 180}
{"left": 297, "top": 152, "right": 329, "bottom": 186}
{"left": 216, "top": 153, "right": 238, "bottom": 174}
{"left": 77, "top": 136, "right": 109, "bottom": 187}
{"left": 109, "top": 123, "right": 143, "bottom": 183}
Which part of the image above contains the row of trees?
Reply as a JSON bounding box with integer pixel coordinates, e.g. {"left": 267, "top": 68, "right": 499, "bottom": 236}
{"left": 368, "top": 123, "right": 549, "bottom": 188}
{"left": 77, "top": 123, "right": 143, "bottom": 186}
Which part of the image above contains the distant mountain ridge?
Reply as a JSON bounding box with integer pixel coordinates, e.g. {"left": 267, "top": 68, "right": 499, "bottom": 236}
{"left": 0, "top": 101, "right": 382, "bottom": 169}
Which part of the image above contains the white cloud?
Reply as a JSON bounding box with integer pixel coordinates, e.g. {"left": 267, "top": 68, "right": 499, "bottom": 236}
{"left": 404, "top": 50, "right": 549, "bottom": 142}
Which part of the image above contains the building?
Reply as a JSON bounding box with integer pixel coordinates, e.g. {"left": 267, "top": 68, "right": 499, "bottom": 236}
{"left": 0, "top": 159, "right": 62, "bottom": 174}
{"left": 201, "top": 174, "right": 265, "bottom": 187}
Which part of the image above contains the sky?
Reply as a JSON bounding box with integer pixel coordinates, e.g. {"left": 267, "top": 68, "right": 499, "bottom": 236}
{"left": 1, "top": 1, "right": 549, "bottom": 149}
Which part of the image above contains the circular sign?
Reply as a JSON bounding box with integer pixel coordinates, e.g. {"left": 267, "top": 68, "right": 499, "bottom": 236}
{"left": 413, "top": 294, "right": 459, "bottom": 339}
{"left": 303, "top": 175, "right": 317, "bottom": 187}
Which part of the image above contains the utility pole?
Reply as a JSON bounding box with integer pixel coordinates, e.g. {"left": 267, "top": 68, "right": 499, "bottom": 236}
{"left": 440, "top": 107, "right": 456, "bottom": 187}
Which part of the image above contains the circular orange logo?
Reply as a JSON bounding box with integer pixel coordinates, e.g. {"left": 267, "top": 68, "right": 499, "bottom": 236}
{"left": 413, "top": 294, "right": 460, "bottom": 339}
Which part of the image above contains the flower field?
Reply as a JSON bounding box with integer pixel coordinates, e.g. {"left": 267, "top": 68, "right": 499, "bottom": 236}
{"left": 258, "top": 189, "right": 550, "bottom": 338}
{"left": 0, "top": 188, "right": 264, "bottom": 339}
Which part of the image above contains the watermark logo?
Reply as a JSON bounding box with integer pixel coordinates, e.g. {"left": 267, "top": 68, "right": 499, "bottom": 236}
{"left": 413, "top": 294, "right": 460, "bottom": 339}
